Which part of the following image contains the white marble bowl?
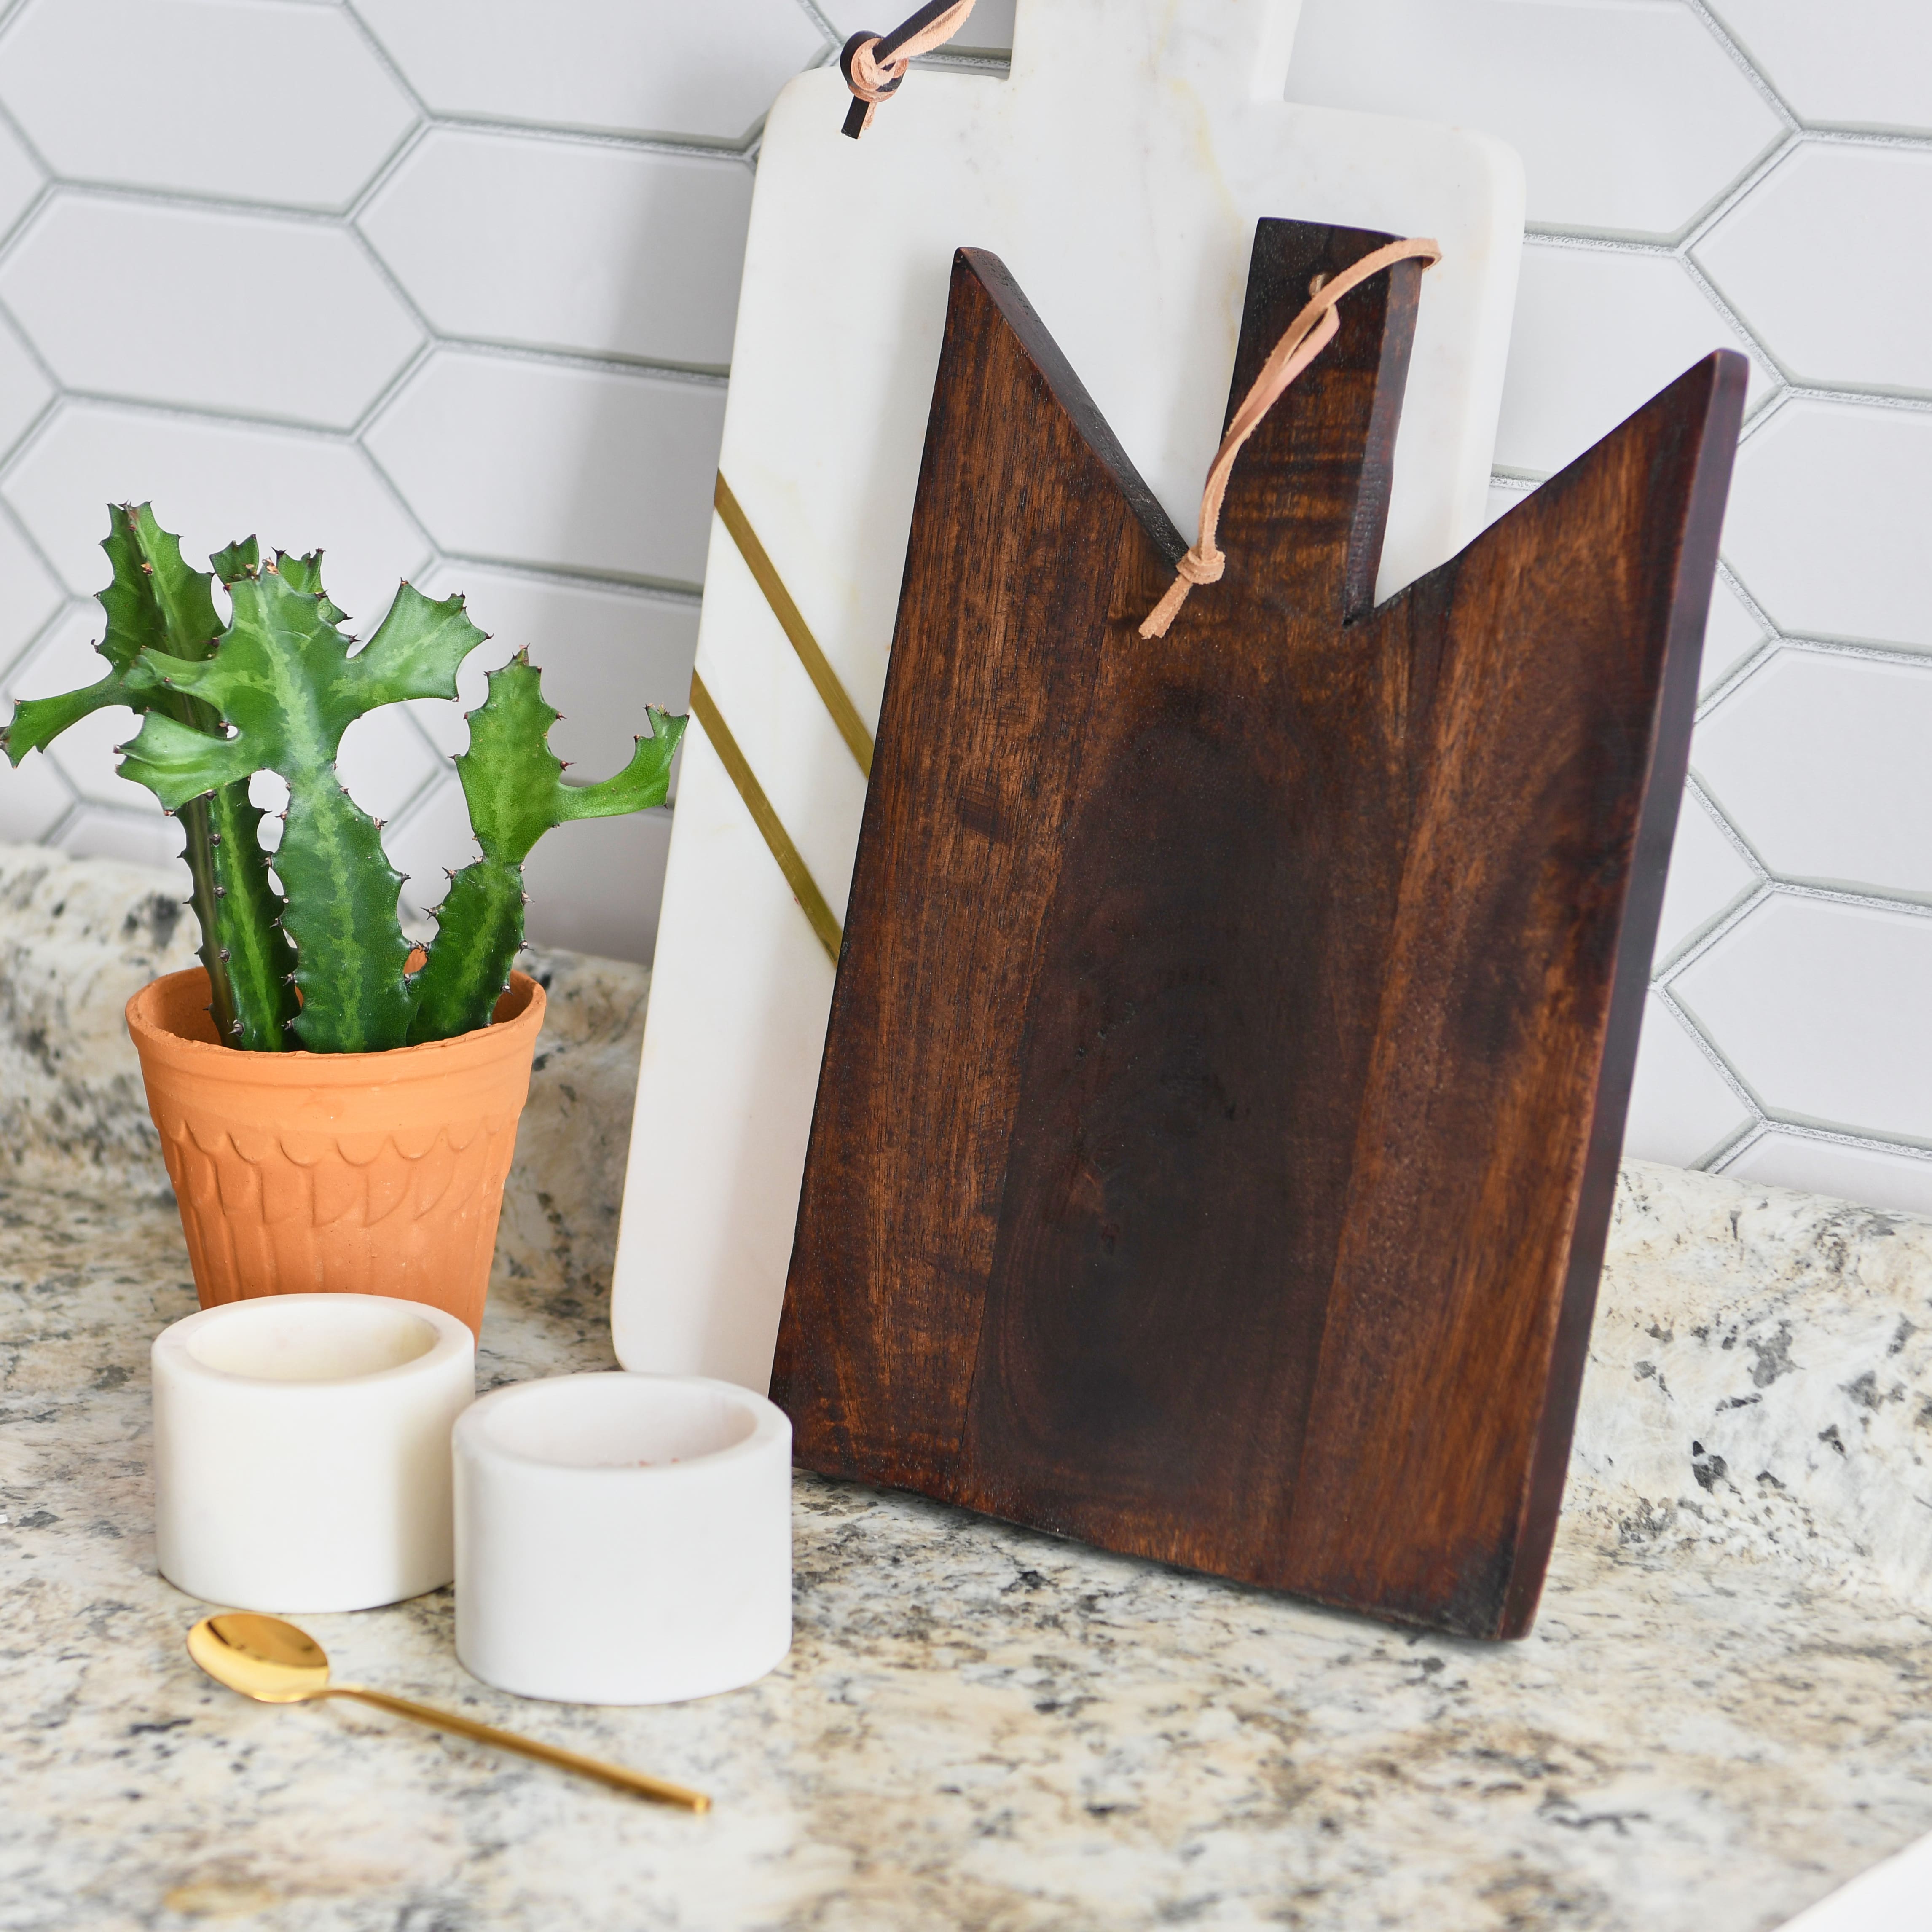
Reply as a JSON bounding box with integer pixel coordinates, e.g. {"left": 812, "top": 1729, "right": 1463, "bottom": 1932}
{"left": 152, "top": 1293, "right": 475, "bottom": 1612}
{"left": 453, "top": 1371, "right": 792, "bottom": 1705}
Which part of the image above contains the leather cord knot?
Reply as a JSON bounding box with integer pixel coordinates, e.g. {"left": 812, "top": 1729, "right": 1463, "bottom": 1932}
{"left": 1140, "top": 544, "right": 1225, "bottom": 642}
{"left": 1139, "top": 237, "right": 1444, "bottom": 641}
{"left": 839, "top": 0, "right": 977, "bottom": 138}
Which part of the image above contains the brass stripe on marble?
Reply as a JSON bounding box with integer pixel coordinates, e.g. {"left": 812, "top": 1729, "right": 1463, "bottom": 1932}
{"left": 714, "top": 472, "right": 875, "bottom": 778}
{"left": 688, "top": 670, "right": 842, "bottom": 966}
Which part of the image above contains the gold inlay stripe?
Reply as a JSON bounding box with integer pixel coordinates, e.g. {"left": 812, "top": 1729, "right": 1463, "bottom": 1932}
{"left": 714, "top": 472, "right": 875, "bottom": 778}
{"left": 688, "top": 670, "right": 842, "bottom": 966}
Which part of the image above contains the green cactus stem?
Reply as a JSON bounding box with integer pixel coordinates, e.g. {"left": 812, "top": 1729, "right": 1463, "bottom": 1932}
{"left": 4, "top": 507, "right": 690, "bottom": 1057}
{"left": 121, "top": 560, "right": 486, "bottom": 1054}
{"left": 0, "top": 505, "right": 297, "bottom": 1049}
{"left": 406, "top": 653, "right": 684, "bottom": 1043}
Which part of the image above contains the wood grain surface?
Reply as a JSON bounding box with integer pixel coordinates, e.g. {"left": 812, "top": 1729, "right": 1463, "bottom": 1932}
{"left": 771, "top": 218, "right": 1747, "bottom": 1638}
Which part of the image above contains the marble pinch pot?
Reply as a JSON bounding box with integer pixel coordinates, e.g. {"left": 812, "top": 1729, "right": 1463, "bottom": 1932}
{"left": 153, "top": 1293, "right": 476, "bottom": 1613}
{"left": 454, "top": 1372, "right": 793, "bottom": 1704}
{"left": 125, "top": 966, "right": 546, "bottom": 1336}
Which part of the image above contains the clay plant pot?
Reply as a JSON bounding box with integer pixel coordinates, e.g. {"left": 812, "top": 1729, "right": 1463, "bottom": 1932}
{"left": 126, "top": 967, "right": 546, "bottom": 1336}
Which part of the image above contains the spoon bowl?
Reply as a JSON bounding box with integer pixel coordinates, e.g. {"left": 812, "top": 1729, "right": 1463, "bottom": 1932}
{"left": 185, "top": 1613, "right": 708, "bottom": 1810}
{"left": 188, "top": 1613, "right": 332, "bottom": 1704}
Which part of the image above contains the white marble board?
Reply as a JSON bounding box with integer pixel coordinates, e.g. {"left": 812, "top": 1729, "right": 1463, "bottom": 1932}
{"left": 611, "top": 0, "right": 1527, "bottom": 1388}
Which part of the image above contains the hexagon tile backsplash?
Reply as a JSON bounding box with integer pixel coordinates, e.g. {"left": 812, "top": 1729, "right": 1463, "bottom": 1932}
{"left": 0, "top": 0, "right": 1927, "bottom": 1218}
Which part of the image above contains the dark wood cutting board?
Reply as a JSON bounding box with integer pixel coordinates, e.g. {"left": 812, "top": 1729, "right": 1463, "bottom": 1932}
{"left": 771, "top": 217, "right": 1746, "bottom": 1639}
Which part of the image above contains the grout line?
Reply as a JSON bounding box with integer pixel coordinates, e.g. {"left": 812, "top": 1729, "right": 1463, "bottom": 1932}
{"left": 1680, "top": 773, "right": 1773, "bottom": 882}
{"left": 1756, "top": 877, "right": 1932, "bottom": 920}
{"left": 1771, "top": 633, "right": 1932, "bottom": 671}
{"left": 1781, "top": 382, "right": 1932, "bottom": 415}
{"left": 1653, "top": 880, "right": 1772, "bottom": 985}
{"left": 1682, "top": 0, "right": 1803, "bottom": 131}
{"left": 372, "top": 331, "right": 732, "bottom": 386}
{"left": 0, "top": 89, "right": 53, "bottom": 181}
{"left": 1698, "top": 1119, "right": 1768, "bottom": 1173}
{"left": 346, "top": 337, "right": 438, "bottom": 442}
{"left": 1671, "top": 252, "right": 1789, "bottom": 388}
{"left": 432, "top": 548, "right": 706, "bottom": 604}
{"left": 0, "top": 587, "right": 84, "bottom": 688}
{"left": 792, "top": 0, "right": 843, "bottom": 47}
{"left": 1716, "top": 1119, "right": 1932, "bottom": 1170}
{"left": 335, "top": 0, "right": 433, "bottom": 120}
{"left": 23, "top": 384, "right": 400, "bottom": 442}
{"left": 355, "top": 334, "right": 732, "bottom": 389}
{"left": 416, "top": 111, "right": 774, "bottom": 162}
{"left": 1797, "top": 124, "right": 1932, "bottom": 155}
{"left": 0, "top": 169, "right": 55, "bottom": 265}
{"left": 343, "top": 118, "right": 434, "bottom": 226}
{"left": 1520, "top": 231, "right": 1677, "bottom": 259}
{"left": 417, "top": 550, "right": 707, "bottom": 609}
{"left": 1652, "top": 977, "right": 1770, "bottom": 1120}
{"left": 1674, "top": 129, "right": 1803, "bottom": 256}
{"left": 1693, "top": 632, "right": 1782, "bottom": 720}
{"left": 0, "top": 178, "right": 372, "bottom": 227}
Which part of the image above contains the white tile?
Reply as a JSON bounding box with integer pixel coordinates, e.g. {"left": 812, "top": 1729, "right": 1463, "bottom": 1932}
{"left": 1724, "top": 1131, "right": 1932, "bottom": 1219}
{"left": 1692, "top": 649, "right": 1932, "bottom": 901}
{"left": 411, "top": 564, "right": 696, "bottom": 785}
{"left": 0, "top": 735, "right": 69, "bottom": 841}
{"left": 56, "top": 802, "right": 186, "bottom": 885}
{"left": 0, "top": 308, "right": 52, "bottom": 461}
{"left": 44, "top": 700, "right": 149, "bottom": 810}
{"left": 0, "top": 0, "right": 416, "bottom": 210}
{"left": 1672, "top": 893, "right": 1932, "bottom": 1141}
{"left": 383, "top": 773, "right": 476, "bottom": 922}
{"left": 1284, "top": 0, "right": 1784, "bottom": 238}
{"left": 334, "top": 704, "right": 442, "bottom": 828}
{"left": 2, "top": 403, "right": 431, "bottom": 635}
{"left": 1653, "top": 793, "right": 1758, "bottom": 963}
{"left": 8, "top": 602, "right": 152, "bottom": 809}
{"left": 523, "top": 807, "right": 673, "bottom": 966}
{"left": 384, "top": 765, "right": 673, "bottom": 964}
{"left": 0, "top": 510, "right": 61, "bottom": 675}
{"left": 1712, "top": 0, "right": 1932, "bottom": 135}
{"left": 360, "top": 133, "right": 754, "bottom": 370}
{"left": 1696, "top": 145, "right": 1932, "bottom": 395}
{"left": 1622, "top": 991, "right": 1754, "bottom": 1168}
{"left": 364, "top": 353, "right": 724, "bottom": 588}
{"left": 1699, "top": 572, "right": 1768, "bottom": 694}
{"left": 1723, "top": 399, "right": 1932, "bottom": 652}
{"left": 353, "top": 0, "right": 826, "bottom": 142}
{"left": 1494, "top": 244, "right": 1770, "bottom": 477}
{"left": 0, "top": 197, "right": 423, "bottom": 432}
{"left": 0, "top": 109, "right": 42, "bottom": 242}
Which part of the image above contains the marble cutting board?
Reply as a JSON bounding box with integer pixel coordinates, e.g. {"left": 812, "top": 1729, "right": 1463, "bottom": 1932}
{"left": 611, "top": 0, "right": 1527, "bottom": 1389}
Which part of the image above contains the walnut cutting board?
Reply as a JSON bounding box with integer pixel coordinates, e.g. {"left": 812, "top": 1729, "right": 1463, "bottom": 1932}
{"left": 770, "top": 219, "right": 1746, "bottom": 1640}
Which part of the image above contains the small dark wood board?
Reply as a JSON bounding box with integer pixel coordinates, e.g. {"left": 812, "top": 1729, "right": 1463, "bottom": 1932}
{"left": 772, "top": 218, "right": 1747, "bottom": 1639}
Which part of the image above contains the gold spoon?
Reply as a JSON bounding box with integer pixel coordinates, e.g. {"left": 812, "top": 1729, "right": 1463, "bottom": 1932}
{"left": 185, "top": 1613, "right": 709, "bottom": 1811}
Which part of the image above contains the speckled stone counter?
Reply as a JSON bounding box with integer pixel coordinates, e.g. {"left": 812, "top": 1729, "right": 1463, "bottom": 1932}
{"left": 3, "top": 844, "right": 1930, "bottom": 1932}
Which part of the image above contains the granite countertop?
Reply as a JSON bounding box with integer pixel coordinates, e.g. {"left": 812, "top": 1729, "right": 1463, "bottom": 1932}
{"left": 3, "top": 843, "right": 1931, "bottom": 1932}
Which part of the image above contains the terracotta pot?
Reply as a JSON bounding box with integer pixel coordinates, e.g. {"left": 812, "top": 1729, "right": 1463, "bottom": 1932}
{"left": 126, "top": 967, "right": 546, "bottom": 1335}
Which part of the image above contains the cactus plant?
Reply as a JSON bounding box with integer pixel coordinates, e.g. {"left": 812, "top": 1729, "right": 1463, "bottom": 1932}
{"left": 2, "top": 505, "right": 685, "bottom": 1053}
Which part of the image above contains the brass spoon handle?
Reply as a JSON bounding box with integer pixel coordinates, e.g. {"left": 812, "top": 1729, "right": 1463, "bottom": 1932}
{"left": 324, "top": 1685, "right": 709, "bottom": 1811}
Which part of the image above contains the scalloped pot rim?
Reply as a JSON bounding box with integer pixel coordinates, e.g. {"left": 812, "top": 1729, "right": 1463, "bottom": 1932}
{"left": 124, "top": 966, "right": 546, "bottom": 1335}
{"left": 126, "top": 966, "right": 545, "bottom": 1078}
